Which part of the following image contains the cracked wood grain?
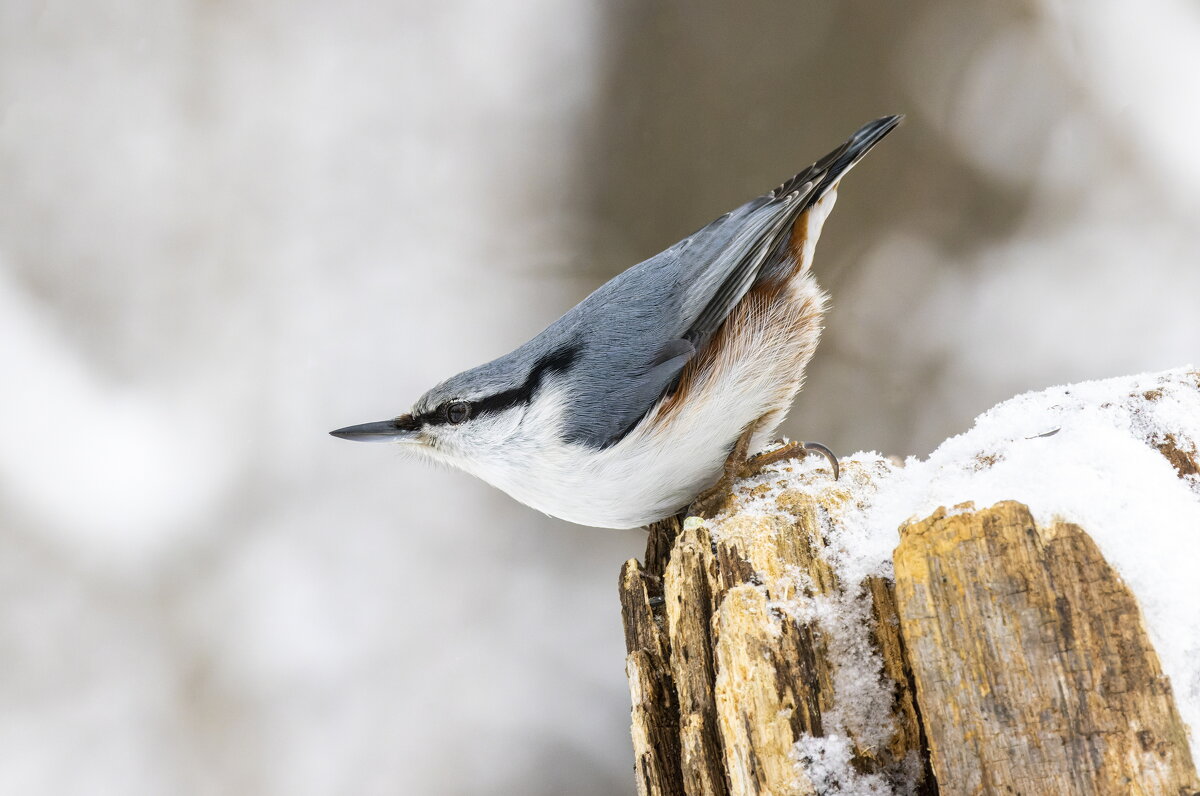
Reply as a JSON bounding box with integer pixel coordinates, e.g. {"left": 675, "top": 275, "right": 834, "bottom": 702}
{"left": 893, "top": 500, "right": 1199, "bottom": 795}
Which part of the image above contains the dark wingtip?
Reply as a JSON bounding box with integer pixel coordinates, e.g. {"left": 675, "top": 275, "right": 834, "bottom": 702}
{"left": 771, "top": 114, "right": 904, "bottom": 201}
{"left": 838, "top": 114, "right": 904, "bottom": 168}
{"left": 849, "top": 114, "right": 904, "bottom": 151}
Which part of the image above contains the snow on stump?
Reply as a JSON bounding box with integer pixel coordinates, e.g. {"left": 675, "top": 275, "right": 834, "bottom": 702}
{"left": 618, "top": 368, "right": 1200, "bottom": 795}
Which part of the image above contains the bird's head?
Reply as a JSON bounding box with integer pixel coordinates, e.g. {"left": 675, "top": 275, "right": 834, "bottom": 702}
{"left": 330, "top": 344, "right": 577, "bottom": 474}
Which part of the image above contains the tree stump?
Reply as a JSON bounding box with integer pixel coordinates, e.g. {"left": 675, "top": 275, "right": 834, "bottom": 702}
{"left": 619, "top": 368, "right": 1200, "bottom": 795}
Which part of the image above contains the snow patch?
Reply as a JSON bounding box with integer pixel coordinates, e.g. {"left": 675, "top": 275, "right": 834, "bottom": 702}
{"left": 790, "top": 734, "right": 895, "bottom": 795}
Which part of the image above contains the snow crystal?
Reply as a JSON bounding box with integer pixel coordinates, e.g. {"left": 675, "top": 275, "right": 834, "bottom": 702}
{"left": 790, "top": 734, "right": 894, "bottom": 795}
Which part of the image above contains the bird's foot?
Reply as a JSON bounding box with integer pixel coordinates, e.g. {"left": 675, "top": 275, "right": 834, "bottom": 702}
{"left": 689, "top": 436, "right": 840, "bottom": 520}
{"left": 741, "top": 440, "right": 840, "bottom": 481}
{"left": 689, "top": 424, "right": 756, "bottom": 519}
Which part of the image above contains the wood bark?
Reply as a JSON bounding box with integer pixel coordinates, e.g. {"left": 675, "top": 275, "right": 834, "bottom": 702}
{"left": 894, "top": 501, "right": 1197, "bottom": 794}
{"left": 619, "top": 370, "right": 1200, "bottom": 795}
{"left": 620, "top": 480, "right": 933, "bottom": 795}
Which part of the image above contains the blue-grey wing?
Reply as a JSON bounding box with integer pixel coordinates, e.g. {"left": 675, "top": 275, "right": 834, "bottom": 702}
{"left": 559, "top": 339, "right": 695, "bottom": 448}
{"left": 555, "top": 116, "right": 902, "bottom": 448}
{"left": 555, "top": 190, "right": 803, "bottom": 449}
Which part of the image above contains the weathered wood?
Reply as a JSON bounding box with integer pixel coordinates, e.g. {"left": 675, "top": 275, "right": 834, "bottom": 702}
{"left": 713, "top": 584, "right": 820, "bottom": 795}
{"left": 627, "top": 650, "right": 686, "bottom": 796}
{"left": 893, "top": 500, "right": 1200, "bottom": 795}
{"left": 620, "top": 556, "right": 685, "bottom": 796}
{"left": 716, "top": 488, "right": 931, "bottom": 789}
{"left": 619, "top": 463, "right": 931, "bottom": 795}
{"left": 664, "top": 526, "right": 728, "bottom": 795}
{"left": 864, "top": 574, "right": 930, "bottom": 779}
{"left": 620, "top": 558, "right": 669, "bottom": 672}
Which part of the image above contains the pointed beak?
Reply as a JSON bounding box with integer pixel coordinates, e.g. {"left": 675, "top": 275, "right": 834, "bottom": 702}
{"left": 329, "top": 415, "right": 420, "bottom": 444}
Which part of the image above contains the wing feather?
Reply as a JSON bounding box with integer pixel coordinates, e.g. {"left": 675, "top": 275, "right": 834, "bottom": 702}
{"left": 556, "top": 115, "right": 902, "bottom": 448}
{"left": 682, "top": 115, "right": 902, "bottom": 351}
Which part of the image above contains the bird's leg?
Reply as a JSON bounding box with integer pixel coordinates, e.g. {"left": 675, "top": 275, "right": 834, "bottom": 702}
{"left": 741, "top": 440, "right": 840, "bottom": 481}
{"left": 689, "top": 429, "right": 841, "bottom": 519}
{"left": 688, "top": 423, "right": 758, "bottom": 518}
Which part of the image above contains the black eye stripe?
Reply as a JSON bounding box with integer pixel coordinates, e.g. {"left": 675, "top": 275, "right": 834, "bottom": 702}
{"left": 419, "top": 345, "right": 579, "bottom": 427}
{"left": 471, "top": 345, "right": 577, "bottom": 418}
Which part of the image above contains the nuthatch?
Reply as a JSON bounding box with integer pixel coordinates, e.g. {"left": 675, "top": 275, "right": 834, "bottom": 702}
{"left": 332, "top": 116, "right": 901, "bottom": 529}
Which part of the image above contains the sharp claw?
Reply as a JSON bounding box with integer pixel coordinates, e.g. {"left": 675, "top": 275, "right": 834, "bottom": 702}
{"left": 801, "top": 441, "right": 840, "bottom": 480}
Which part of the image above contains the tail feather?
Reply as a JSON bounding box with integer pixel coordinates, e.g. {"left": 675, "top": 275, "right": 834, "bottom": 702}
{"left": 771, "top": 115, "right": 903, "bottom": 203}
{"left": 684, "top": 115, "right": 902, "bottom": 347}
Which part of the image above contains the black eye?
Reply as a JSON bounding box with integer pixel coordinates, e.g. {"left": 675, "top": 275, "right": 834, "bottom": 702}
{"left": 445, "top": 401, "right": 471, "bottom": 425}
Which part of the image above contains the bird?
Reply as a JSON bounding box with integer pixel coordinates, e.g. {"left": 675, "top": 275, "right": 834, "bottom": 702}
{"left": 332, "top": 116, "right": 901, "bottom": 529}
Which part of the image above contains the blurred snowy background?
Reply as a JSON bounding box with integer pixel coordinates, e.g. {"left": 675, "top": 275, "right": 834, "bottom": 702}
{"left": 1, "top": 1, "right": 1197, "bottom": 793}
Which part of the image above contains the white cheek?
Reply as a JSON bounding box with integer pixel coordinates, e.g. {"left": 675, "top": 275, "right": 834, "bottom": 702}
{"left": 432, "top": 404, "right": 530, "bottom": 470}
{"left": 467, "top": 407, "right": 526, "bottom": 451}
{"left": 451, "top": 391, "right": 569, "bottom": 489}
